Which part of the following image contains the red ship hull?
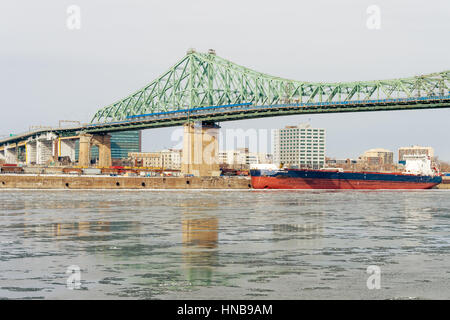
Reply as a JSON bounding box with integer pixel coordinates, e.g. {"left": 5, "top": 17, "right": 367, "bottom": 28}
{"left": 251, "top": 176, "right": 439, "bottom": 190}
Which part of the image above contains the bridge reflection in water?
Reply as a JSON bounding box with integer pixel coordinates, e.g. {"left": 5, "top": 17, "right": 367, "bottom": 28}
{"left": 180, "top": 198, "right": 219, "bottom": 286}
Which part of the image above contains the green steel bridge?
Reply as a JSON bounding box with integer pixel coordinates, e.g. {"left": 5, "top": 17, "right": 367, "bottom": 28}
{"left": 1, "top": 49, "right": 450, "bottom": 145}
{"left": 87, "top": 49, "right": 449, "bottom": 132}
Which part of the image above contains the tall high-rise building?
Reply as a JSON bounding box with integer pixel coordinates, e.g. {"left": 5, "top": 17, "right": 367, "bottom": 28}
{"left": 273, "top": 123, "right": 326, "bottom": 169}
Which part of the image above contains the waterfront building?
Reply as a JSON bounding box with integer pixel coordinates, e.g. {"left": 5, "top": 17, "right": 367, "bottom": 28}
{"left": 325, "top": 158, "right": 358, "bottom": 170}
{"left": 219, "top": 148, "right": 272, "bottom": 169}
{"left": 273, "top": 123, "right": 326, "bottom": 169}
{"left": 359, "top": 148, "right": 394, "bottom": 165}
{"left": 398, "top": 145, "right": 434, "bottom": 162}
{"left": 129, "top": 149, "right": 182, "bottom": 169}
{"left": 357, "top": 148, "right": 398, "bottom": 171}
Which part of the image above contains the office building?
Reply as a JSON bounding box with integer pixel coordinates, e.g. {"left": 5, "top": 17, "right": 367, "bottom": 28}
{"left": 273, "top": 123, "right": 326, "bottom": 169}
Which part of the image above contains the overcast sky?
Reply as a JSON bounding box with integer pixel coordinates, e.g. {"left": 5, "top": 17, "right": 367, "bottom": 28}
{"left": 1, "top": 0, "right": 449, "bottom": 160}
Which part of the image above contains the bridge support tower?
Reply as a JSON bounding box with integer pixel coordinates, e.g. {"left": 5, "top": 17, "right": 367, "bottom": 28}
{"left": 4, "top": 145, "right": 17, "bottom": 164}
{"left": 36, "top": 139, "right": 53, "bottom": 165}
{"left": 25, "top": 141, "right": 37, "bottom": 165}
{"left": 181, "top": 121, "right": 221, "bottom": 177}
{"left": 78, "top": 133, "right": 112, "bottom": 167}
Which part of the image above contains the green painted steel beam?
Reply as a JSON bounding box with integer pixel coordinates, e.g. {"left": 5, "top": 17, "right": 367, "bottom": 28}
{"left": 0, "top": 100, "right": 449, "bottom": 145}
{"left": 91, "top": 50, "right": 450, "bottom": 123}
{"left": 84, "top": 100, "right": 450, "bottom": 134}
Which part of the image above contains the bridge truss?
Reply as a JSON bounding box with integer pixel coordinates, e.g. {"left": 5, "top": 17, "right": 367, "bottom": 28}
{"left": 91, "top": 50, "right": 450, "bottom": 123}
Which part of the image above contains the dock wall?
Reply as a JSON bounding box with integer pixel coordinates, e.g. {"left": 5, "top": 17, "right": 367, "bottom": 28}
{"left": 0, "top": 175, "right": 252, "bottom": 189}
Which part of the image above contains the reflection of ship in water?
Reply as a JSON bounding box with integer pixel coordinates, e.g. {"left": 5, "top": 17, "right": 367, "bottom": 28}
{"left": 181, "top": 198, "right": 219, "bottom": 285}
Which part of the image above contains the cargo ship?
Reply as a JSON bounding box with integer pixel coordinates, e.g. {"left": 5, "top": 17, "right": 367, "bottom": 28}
{"left": 250, "top": 156, "right": 442, "bottom": 190}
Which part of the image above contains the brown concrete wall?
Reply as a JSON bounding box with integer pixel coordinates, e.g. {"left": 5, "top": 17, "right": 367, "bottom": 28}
{"left": 0, "top": 175, "right": 252, "bottom": 189}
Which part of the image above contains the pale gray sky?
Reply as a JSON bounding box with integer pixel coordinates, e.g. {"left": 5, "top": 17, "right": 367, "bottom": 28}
{"left": 0, "top": 0, "right": 449, "bottom": 160}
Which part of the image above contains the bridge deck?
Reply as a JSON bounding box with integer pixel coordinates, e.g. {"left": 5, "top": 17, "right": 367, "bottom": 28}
{"left": 84, "top": 95, "right": 450, "bottom": 133}
{"left": 1, "top": 94, "right": 449, "bottom": 146}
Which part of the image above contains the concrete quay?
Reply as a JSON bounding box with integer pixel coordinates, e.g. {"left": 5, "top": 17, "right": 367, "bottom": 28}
{"left": 0, "top": 174, "right": 252, "bottom": 189}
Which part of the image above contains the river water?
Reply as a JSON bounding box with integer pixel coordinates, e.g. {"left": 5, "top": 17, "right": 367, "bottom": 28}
{"left": 0, "top": 189, "right": 449, "bottom": 300}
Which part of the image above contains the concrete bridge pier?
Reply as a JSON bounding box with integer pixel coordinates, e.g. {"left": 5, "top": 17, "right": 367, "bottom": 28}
{"left": 32, "top": 133, "right": 58, "bottom": 165}
{"left": 78, "top": 134, "right": 91, "bottom": 167}
{"left": 92, "top": 134, "right": 112, "bottom": 167}
{"left": 5, "top": 145, "right": 17, "bottom": 164}
{"left": 26, "top": 141, "right": 37, "bottom": 165}
{"left": 0, "top": 148, "right": 5, "bottom": 162}
{"left": 181, "top": 121, "right": 221, "bottom": 177}
{"left": 36, "top": 139, "right": 52, "bottom": 165}
{"left": 78, "top": 133, "right": 112, "bottom": 167}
